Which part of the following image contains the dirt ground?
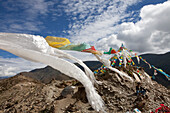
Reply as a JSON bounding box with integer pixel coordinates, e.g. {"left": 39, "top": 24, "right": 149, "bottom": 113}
{"left": 0, "top": 69, "right": 169, "bottom": 113}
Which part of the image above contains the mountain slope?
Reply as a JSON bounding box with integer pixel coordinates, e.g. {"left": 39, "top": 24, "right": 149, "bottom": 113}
{"left": 0, "top": 74, "right": 61, "bottom": 113}
{"left": 74, "top": 61, "right": 103, "bottom": 71}
{"left": 16, "top": 61, "right": 102, "bottom": 84}
{"left": 9, "top": 52, "right": 170, "bottom": 88}
{"left": 133, "top": 52, "right": 170, "bottom": 88}
{"left": 18, "top": 66, "right": 72, "bottom": 84}
{"left": 0, "top": 69, "right": 169, "bottom": 112}
{"left": 136, "top": 52, "right": 170, "bottom": 75}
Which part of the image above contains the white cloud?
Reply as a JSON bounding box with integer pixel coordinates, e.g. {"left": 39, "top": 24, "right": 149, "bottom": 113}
{"left": 61, "top": 0, "right": 170, "bottom": 54}
{"left": 0, "top": 57, "right": 46, "bottom": 77}
{"left": 61, "top": 0, "right": 140, "bottom": 44}
{"left": 64, "top": 50, "right": 112, "bottom": 66}
{"left": 0, "top": 0, "right": 169, "bottom": 65}
{"left": 0, "top": 0, "right": 55, "bottom": 33}
{"left": 95, "top": 34, "right": 124, "bottom": 51}
{"left": 64, "top": 50, "right": 97, "bottom": 61}
{"left": 0, "top": 51, "right": 102, "bottom": 77}
{"left": 150, "top": 31, "right": 170, "bottom": 49}
{"left": 117, "top": 1, "right": 170, "bottom": 53}
{"left": 2, "top": 0, "right": 52, "bottom": 19}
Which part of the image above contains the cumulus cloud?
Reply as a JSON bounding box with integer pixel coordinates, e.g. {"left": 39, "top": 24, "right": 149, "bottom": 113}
{"left": 61, "top": 0, "right": 140, "bottom": 44}
{"left": 95, "top": 34, "right": 124, "bottom": 51}
{"left": 117, "top": 1, "right": 170, "bottom": 53}
{"left": 0, "top": 57, "right": 46, "bottom": 77}
{"left": 0, "top": 0, "right": 169, "bottom": 66}
{"left": 60, "top": 0, "right": 170, "bottom": 54}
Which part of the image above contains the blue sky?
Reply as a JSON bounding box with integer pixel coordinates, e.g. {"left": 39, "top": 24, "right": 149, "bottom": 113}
{"left": 0, "top": 0, "right": 170, "bottom": 76}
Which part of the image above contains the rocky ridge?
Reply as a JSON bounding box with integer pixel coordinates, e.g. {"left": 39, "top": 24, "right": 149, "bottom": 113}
{"left": 0, "top": 67, "right": 169, "bottom": 113}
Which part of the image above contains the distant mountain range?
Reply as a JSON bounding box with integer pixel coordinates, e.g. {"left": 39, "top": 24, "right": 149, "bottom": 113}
{"left": 1, "top": 52, "right": 169, "bottom": 88}
{"left": 77, "top": 52, "right": 170, "bottom": 88}
{"left": 0, "top": 75, "right": 14, "bottom": 80}
{"left": 15, "top": 61, "right": 102, "bottom": 84}
{"left": 135, "top": 52, "right": 170, "bottom": 75}
{"left": 17, "top": 66, "right": 72, "bottom": 84}
{"left": 133, "top": 52, "right": 170, "bottom": 88}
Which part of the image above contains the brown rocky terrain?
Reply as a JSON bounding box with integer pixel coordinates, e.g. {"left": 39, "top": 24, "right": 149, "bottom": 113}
{"left": 17, "top": 66, "right": 72, "bottom": 84}
{"left": 0, "top": 67, "right": 169, "bottom": 113}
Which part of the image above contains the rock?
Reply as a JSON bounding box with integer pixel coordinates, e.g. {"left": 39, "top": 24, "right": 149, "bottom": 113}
{"left": 0, "top": 70, "right": 169, "bottom": 113}
{"left": 61, "top": 86, "right": 77, "bottom": 97}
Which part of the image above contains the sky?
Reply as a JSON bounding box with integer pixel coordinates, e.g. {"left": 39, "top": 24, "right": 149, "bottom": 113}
{"left": 0, "top": 0, "right": 170, "bottom": 76}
